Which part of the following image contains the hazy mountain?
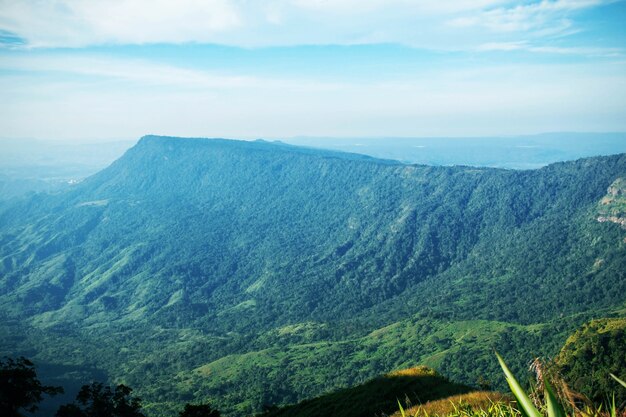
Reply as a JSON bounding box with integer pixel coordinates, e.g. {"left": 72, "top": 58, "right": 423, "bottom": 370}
{"left": 0, "top": 136, "right": 624, "bottom": 415}
{"left": 283, "top": 132, "right": 626, "bottom": 169}
{"left": 2, "top": 133, "right": 624, "bottom": 201}
{"left": 0, "top": 138, "right": 134, "bottom": 200}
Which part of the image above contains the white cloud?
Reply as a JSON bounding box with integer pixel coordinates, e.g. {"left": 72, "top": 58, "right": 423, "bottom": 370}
{"left": 0, "top": 53, "right": 351, "bottom": 96}
{"left": 477, "top": 41, "right": 624, "bottom": 57}
{"left": 289, "top": 0, "right": 508, "bottom": 15}
{"left": 452, "top": 0, "right": 610, "bottom": 34}
{"left": 0, "top": 0, "right": 615, "bottom": 48}
{"left": 2, "top": 50, "right": 625, "bottom": 139}
{"left": 528, "top": 45, "right": 624, "bottom": 56}
{"left": 0, "top": 54, "right": 254, "bottom": 88}
{"left": 0, "top": 0, "right": 242, "bottom": 47}
{"left": 477, "top": 41, "right": 528, "bottom": 51}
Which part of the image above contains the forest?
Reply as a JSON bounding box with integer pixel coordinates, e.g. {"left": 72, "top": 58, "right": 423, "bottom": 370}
{"left": 0, "top": 136, "right": 624, "bottom": 415}
{"left": 3, "top": 317, "right": 625, "bottom": 417}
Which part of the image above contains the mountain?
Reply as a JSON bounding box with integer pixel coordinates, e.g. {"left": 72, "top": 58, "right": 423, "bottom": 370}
{"left": 282, "top": 132, "right": 626, "bottom": 169}
{"left": 0, "top": 136, "right": 624, "bottom": 415}
{"left": 258, "top": 316, "right": 625, "bottom": 417}
{"left": 0, "top": 138, "right": 134, "bottom": 200}
{"left": 2, "top": 133, "right": 625, "bottom": 201}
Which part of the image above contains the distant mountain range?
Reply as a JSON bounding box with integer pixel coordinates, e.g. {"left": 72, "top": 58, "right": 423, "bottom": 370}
{"left": 0, "top": 138, "right": 133, "bottom": 199}
{"left": 282, "top": 132, "right": 626, "bottom": 169}
{"left": 0, "top": 136, "right": 624, "bottom": 416}
{"left": 1, "top": 133, "right": 624, "bottom": 200}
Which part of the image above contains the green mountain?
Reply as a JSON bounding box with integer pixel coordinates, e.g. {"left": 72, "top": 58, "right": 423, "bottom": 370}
{"left": 0, "top": 136, "right": 624, "bottom": 415}
{"left": 262, "top": 314, "right": 626, "bottom": 417}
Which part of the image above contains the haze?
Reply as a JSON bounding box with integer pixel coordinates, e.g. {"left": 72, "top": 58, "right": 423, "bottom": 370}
{"left": 1, "top": 0, "right": 626, "bottom": 140}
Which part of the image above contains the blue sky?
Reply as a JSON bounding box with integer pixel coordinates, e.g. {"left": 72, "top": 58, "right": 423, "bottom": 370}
{"left": 0, "top": 0, "right": 625, "bottom": 140}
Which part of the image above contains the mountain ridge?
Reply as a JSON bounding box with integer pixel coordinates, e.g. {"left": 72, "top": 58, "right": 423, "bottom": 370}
{"left": 0, "top": 136, "right": 624, "bottom": 415}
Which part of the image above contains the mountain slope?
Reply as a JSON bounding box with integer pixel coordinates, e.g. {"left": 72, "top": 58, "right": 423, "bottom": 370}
{"left": 0, "top": 136, "right": 624, "bottom": 415}
{"left": 260, "top": 366, "right": 473, "bottom": 417}
{"left": 556, "top": 317, "right": 626, "bottom": 404}
{"left": 255, "top": 316, "right": 625, "bottom": 417}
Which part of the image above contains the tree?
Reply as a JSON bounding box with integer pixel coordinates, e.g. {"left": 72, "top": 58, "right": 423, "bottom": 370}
{"left": 0, "top": 356, "right": 63, "bottom": 417}
{"left": 55, "top": 382, "right": 144, "bottom": 417}
{"left": 178, "top": 403, "right": 221, "bottom": 417}
{"left": 556, "top": 318, "right": 626, "bottom": 405}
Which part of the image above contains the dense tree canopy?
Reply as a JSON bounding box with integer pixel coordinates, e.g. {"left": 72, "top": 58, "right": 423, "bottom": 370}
{"left": 556, "top": 318, "right": 626, "bottom": 406}
{"left": 0, "top": 137, "right": 624, "bottom": 415}
{"left": 178, "top": 403, "right": 221, "bottom": 417}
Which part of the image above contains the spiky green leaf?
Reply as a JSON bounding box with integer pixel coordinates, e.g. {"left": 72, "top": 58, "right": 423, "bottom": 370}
{"left": 610, "top": 374, "right": 626, "bottom": 389}
{"left": 544, "top": 379, "right": 566, "bottom": 417}
{"left": 496, "top": 352, "right": 543, "bottom": 417}
{"left": 398, "top": 399, "right": 407, "bottom": 417}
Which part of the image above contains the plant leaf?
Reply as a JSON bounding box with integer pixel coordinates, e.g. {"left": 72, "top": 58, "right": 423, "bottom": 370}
{"left": 610, "top": 393, "right": 616, "bottom": 417}
{"left": 610, "top": 374, "right": 626, "bottom": 389}
{"left": 496, "top": 352, "right": 543, "bottom": 417}
{"left": 398, "top": 399, "right": 407, "bottom": 417}
{"left": 544, "top": 379, "right": 566, "bottom": 417}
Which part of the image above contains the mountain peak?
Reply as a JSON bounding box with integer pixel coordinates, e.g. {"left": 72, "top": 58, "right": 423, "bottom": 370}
{"left": 131, "top": 134, "right": 397, "bottom": 164}
{"left": 137, "top": 135, "right": 251, "bottom": 147}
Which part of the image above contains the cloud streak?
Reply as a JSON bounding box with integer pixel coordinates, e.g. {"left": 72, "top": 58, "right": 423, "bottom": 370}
{"left": 477, "top": 41, "right": 624, "bottom": 57}
{"left": 0, "top": 0, "right": 618, "bottom": 49}
{"left": 1, "top": 49, "right": 625, "bottom": 139}
{"left": 449, "top": 0, "right": 610, "bottom": 36}
{"left": 0, "top": 0, "right": 242, "bottom": 47}
{"left": 0, "top": 53, "right": 353, "bottom": 95}
{"left": 1, "top": 1, "right": 624, "bottom": 140}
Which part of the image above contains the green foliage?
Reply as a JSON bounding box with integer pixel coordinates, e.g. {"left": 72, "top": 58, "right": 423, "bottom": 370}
{"left": 611, "top": 374, "right": 626, "bottom": 390}
{"left": 390, "top": 391, "right": 517, "bottom": 417}
{"left": 0, "top": 356, "right": 63, "bottom": 417}
{"left": 496, "top": 353, "right": 542, "bottom": 417}
{"left": 0, "top": 137, "right": 624, "bottom": 415}
{"left": 555, "top": 318, "right": 626, "bottom": 405}
{"left": 496, "top": 353, "right": 626, "bottom": 417}
{"left": 258, "top": 366, "right": 473, "bottom": 417}
{"left": 178, "top": 403, "right": 221, "bottom": 417}
{"left": 393, "top": 351, "right": 625, "bottom": 417}
{"left": 55, "top": 382, "right": 144, "bottom": 417}
{"left": 543, "top": 380, "right": 566, "bottom": 417}
{"left": 399, "top": 399, "right": 408, "bottom": 417}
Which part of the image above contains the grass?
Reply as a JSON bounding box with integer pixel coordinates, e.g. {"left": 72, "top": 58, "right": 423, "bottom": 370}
{"left": 611, "top": 375, "right": 626, "bottom": 390}
{"left": 392, "top": 391, "right": 516, "bottom": 417}
{"left": 498, "top": 353, "right": 626, "bottom": 417}
{"left": 394, "top": 353, "right": 626, "bottom": 417}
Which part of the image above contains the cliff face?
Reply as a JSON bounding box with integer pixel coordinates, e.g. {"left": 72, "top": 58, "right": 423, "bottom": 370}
{"left": 598, "top": 177, "right": 626, "bottom": 228}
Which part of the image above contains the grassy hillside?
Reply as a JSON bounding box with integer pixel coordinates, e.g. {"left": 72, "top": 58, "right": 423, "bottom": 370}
{"left": 0, "top": 136, "right": 624, "bottom": 415}
{"left": 259, "top": 366, "right": 473, "bottom": 417}
{"left": 253, "top": 317, "right": 626, "bottom": 417}
{"left": 388, "top": 391, "right": 513, "bottom": 417}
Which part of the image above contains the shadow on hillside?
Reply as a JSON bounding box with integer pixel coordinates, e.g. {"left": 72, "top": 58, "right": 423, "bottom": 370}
{"left": 33, "top": 361, "right": 109, "bottom": 417}
{"left": 260, "top": 366, "right": 473, "bottom": 417}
